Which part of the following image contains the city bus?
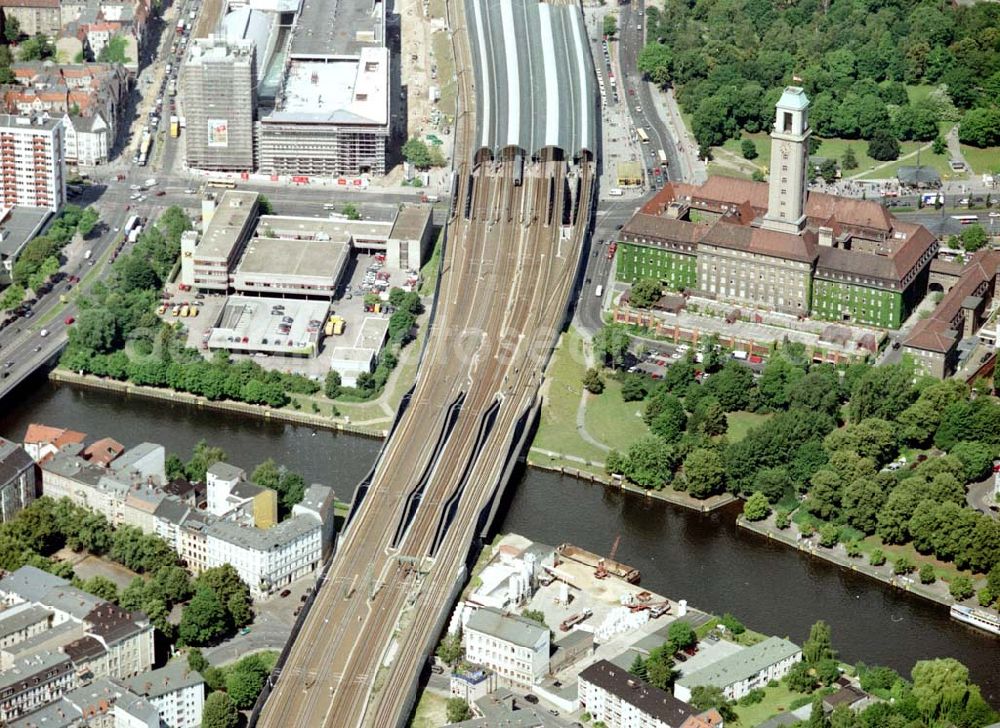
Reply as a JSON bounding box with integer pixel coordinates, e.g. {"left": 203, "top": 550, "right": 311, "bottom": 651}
{"left": 656, "top": 149, "right": 668, "bottom": 166}
{"left": 206, "top": 179, "right": 237, "bottom": 189}
{"left": 636, "top": 127, "right": 649, "bottom": 143}
{"left": 951, "top": 214, "right": 979, "bottom": 225}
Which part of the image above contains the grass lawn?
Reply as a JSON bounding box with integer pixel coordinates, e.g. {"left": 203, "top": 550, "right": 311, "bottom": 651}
{"left": 725, "top": 411, "right": 771, "bottom": 443}
{"left": 960, "top": 145, "right": 1000, "bottom": 175}
{"left": 419, "top": 230, "right": 443, "bottom": 296}
{"left": 431, "top": 31, "right": 457, "bottom": 117}
{"left": 410, "top": 690, "right": 449, "bottom": 728}
{"left": 533, "top": 329, "right": 608, "bottom": 463}
{"left": 905, "top": 84, "right": 936, "bottom": 105}
{"left": 585, "top": 376, "right": 649, "bottom": 453}
{"left": 733, "top": 682, "right": 810, "bottom": 727}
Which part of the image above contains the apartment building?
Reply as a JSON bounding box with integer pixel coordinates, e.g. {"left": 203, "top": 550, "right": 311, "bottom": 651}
{"left": 182, "top": 36, "right": 257, "bottom": 171}
{"left": 0, "top": 114, "right": 66, "bottom": 211}
{"left": 462, "top": 607, "right": 550, "bottom": 688}
{"left": 117, "top": 661, "right": 204, "bottom": 728}
{"left": 0, "top": 0, "right": 61, "bottom": 37}
{"left": 0, "top": 650, "right": 76, "bottom": 722}
{"left": 23, "top": 424, "right": 86, "bottom": 462}
{"left": 673, "top": 636, "right": 802, "bottom": 703}
{"left": 0, "top": 437, "right": 37, "bottom": 523}
{"left": 579, "top": 660, "right": 721, "bottom": 728}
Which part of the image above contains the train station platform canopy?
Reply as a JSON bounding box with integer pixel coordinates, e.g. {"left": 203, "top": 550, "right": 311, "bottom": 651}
{"left": 466, "top": 0, "right": 596, "bottom": 161}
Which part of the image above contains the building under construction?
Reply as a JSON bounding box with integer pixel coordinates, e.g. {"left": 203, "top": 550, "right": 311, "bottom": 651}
{"left": 182, "top": 37, "right": 259, "bottom": 171}
{"left": 257, "top": 0, "right": 389, "bottom": 177}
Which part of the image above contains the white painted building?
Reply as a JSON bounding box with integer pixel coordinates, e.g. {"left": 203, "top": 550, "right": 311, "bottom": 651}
{"left": 462, "top": 606, "right": 549, "bottom": 688}
{"left": 117, "top": 661, "right": 205, "bottom": 728}
{"left": 0, "top": 114, "right": 66, "bottom": 211}
{"left": 674, "top": 636, "right": 802, "bottom": 703}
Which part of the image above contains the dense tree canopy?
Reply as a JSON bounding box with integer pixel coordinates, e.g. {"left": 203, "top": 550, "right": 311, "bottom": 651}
{"left": 637, "top": 0, "right": 1000, "bottom": 149}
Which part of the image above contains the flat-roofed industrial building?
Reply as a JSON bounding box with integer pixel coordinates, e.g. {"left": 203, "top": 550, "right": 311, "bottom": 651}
{"left": 232, "top": 235, "right": 350, "bottom": 299}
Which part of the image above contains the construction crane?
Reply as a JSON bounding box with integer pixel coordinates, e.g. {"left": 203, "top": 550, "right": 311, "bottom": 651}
{"left": 595, "top": 534, "right": 621, "bottom": 580}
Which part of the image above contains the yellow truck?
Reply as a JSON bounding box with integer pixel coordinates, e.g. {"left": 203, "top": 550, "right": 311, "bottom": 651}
{"left": 325, "top": 315, "right": 345, "bottom": 336}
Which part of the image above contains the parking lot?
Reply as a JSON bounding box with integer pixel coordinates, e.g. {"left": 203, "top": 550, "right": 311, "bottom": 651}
{"left": 157, "top": 251, "right": 414, "bottom": 379}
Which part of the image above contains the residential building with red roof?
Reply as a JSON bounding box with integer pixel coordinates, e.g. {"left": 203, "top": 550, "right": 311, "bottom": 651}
{"left": 616, "top": 88, "right": 937, "bottom": 329}
{"left": 22, "top": 424, "right": 86, "bottom": 463}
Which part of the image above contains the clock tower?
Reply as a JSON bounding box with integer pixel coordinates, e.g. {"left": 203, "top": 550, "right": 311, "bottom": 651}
{"left": 762, "top": 86, "right": 811, "bottom": 235}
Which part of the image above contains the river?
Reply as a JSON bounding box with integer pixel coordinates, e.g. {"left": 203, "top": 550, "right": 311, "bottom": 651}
{"left": 2, "top": 378, "right": 997, "bottom": 703}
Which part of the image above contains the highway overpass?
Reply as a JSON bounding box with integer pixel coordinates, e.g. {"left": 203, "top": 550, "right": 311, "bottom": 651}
{"left": 253, "top": 0, "right": 597, "bottom": 725}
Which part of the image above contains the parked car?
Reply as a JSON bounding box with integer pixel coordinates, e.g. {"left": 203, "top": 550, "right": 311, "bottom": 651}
{"left": 280, "top": 589, "right": 291, "bottom": 598}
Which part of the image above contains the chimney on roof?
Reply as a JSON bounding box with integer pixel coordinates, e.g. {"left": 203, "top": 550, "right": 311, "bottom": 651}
{"left": 818, "top": 226, "right": 834, "bottom": 247}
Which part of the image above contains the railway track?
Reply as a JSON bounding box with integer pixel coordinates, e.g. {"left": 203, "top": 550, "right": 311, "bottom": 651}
{"left": 254, "top": 0, "right": 594, "bottom": 720}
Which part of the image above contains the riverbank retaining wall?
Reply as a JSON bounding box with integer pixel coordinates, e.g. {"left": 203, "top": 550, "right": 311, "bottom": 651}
{"left": 527, "top": 456, "right": 737, "bottom": 513}
{"left": 49, "top": 370, "right": 387, "bottom": 440}
{"left": 737, "top": 516, "right": 959, "bottom": 611}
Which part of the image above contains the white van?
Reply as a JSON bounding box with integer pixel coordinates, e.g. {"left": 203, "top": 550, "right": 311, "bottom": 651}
{"left": 608, "top": 188, "right": 624, "bottom": 196}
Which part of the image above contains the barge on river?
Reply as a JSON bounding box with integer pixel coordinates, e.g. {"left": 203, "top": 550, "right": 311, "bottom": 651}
{"left": 556, "top": 543, "right": 641, "bottom": 584}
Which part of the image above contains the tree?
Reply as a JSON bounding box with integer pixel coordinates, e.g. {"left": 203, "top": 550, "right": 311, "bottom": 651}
{"left": 919, "top": 563, "right": 936, "bottom": 584}
{"left": 324, "top": 370, "right": 342, "bottom": 399}
{"left": 893, "top": 555, "right": 914, "bottom": 575}
{"left": 949, "top": 441, "right": 995, "bottom": 483}
{"left": 1, "top": 283, "right": 25, "bottom": 310}
{"left": 949, "top": 575, "right": 974, "bottom": 601}
{"left": 436, "top": 632, "right": 462, "bottom": 665}
{"left": 593, "top": 323, "right": 630, "bottom": 369}
{"left": 583, "top": 368, "right": 605, "bottom": 394}
{"left": 786, "top": 660, "right": 818, "bottom": 693}
{"left": 637, "top": 43, "right": 672, "bottom": 86}
{"left": 841, "top": 146, "right": 858, "bottom": 170}
{"left": 683, "top": 448, "right": 725, "bottom": 498}
{"left": 196, "top": 565, "right": 252, "bottom": 628}
{"left": 187, "top": 647, "right": 209, "bottom": 674}
{"left": 446, "top": 697, "right": 473, "bottom": 723}
{"left": 743, "top": 491, "right": 770, "bottom": 521}
{"left": 201, "top": 691, "right": 240, "bottom": 728}
{"left": 81, "top": 575, "right": 119, "bottom": 603}
{"left": 185, "top": 441, "right": 227, "bottom": 483}
{"left": 603, "top": 14, "right": 617, "bottom": 37}
{"left": 867, "top": 128, "right": 900, "bottom": 161}
{"left": 342, "top": 203, "right": 361, "bottom": 220}
{"left": 402, "top": 138, "right": 433, "bottom": 168}
{"left": 521, "top": 609, "right": 547, "bottom": 628}
{"left": 667, "top": 621, "right": 696, "bottom": 653}
{"left": 645, "top": 644, "right": 676, "bottom": 690}
{"left": 226, "top": 654, "right": 270, "bottom": 708}
{"left": 18, "top": 34, "right": 52, "bottom": 61}
{"left": 178, "top": 588, "right": 230, "bottom": 646}
{"left": 629, "top": 278, "right": 662, "bottom": 308}
{"left": 805, "top": 696, "right": 830, "bottom": 728}
{"left": 957, "top": 108, "right": 1000, "bottom": 148}
{"left": 77, "top": 207, "right": 99, "bottom": 237}
{"left": 691, "top": 398, "right": 728, "bottom": 437}
{"left": 629, "top": 653, "right": 648, "bottom": 680}
{"left": 649, "top": 394, "right": 687, "bottom": 444}
{"left": 818, "top": 523, "right": 840, "bottom": 548}
{"left": 910, "top": 658, "right": 972, "bottom": 723}
{"left": 932, "top": 136, "right": 947, "bottom": 155}
{"left": 620, "top": 374, "right": 650, "bottom": 402}
{"left": 848, "top": 361, "right": 915, "bottom": 422}
{"left": 803, "top": 621, "right": 835, "bottom": 664}
{"left": 818, "top": 158, "right": 839, "bottom": 183}
{"left": 958, "top": 225, "right": 988, "bottom": 252}
{"left": 703, "top": 360, "right": 754, "bottom": 411}
{"left": 688, "top": 685, "right": 737, "bottom": 723}
{"left": 97, "top": 34, "right": 129, "bottom": 63}
{"left": 623, "top": 437, "right": 676, "bottom": 489}
{"left": 4, "top": 14, "right": 20, "bottom": 42}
